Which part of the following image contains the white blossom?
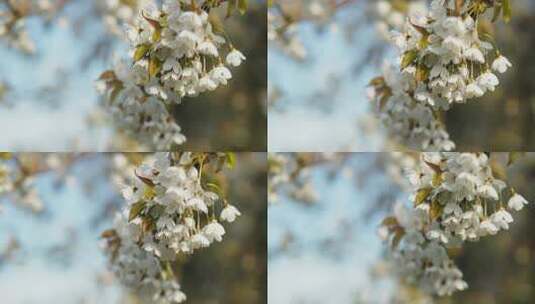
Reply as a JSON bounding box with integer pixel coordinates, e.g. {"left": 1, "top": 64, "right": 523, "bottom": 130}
{"left": 464, "top": 47, "right": 485, "bottom": 63}
{"left": 492, "top": 55, "right": 512, "bottom": 74}
{"left": 98, "top": 0, "right": 246, "bottom": 149}
{"left": 220, "top": 205, "right": 242, "bottom": 222}
{"left": 384, "top": 152, "right": 529, "bottom": 297}
{"left": 369, "top": 0, "right": 513, "bottom": 150}
{"left": 479, "top": 219, "right": 498, "bottom": 236}
{"left": 104, "top": 153, "right": 240, "bottom": 304}
{"left": 369, "top": 62, "right": 455, "bottom": 151}
{"left": 465, "top": 83, "right": 484, "bottom": 98}
{"left": 477, "top": 72, "right": 500, "bottom": 93}
{"left": 103, "top": 211, "right": 187, "bottom": 304}
{"left": 491, "top": 209, "right": 513, "bottom": 230}
{"left": 226, "top": 49, "right": 246, "bottom": 67}
{"left": 508, "top": 193, "right": 529, "bottom": 211}
{"left": 203, "top": 221, "right": 226, "bottom": 242}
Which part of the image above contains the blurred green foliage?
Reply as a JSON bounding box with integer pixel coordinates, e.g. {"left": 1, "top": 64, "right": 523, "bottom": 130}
{"left": 175, "top": 2, "right": 267, "bottom": 151}
{"left": 446, "top": 1, "right": 535, "bottom": 150}
{"left": 176, "top": 153, "right": 267, "bottom": 304}
{"left": 438, "top": 154, "right": 535, "bottom": 303}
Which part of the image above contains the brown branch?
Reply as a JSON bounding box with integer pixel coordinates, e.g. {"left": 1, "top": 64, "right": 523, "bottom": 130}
{"left": 455, "top": 0, "right": 464, "bottom": 16}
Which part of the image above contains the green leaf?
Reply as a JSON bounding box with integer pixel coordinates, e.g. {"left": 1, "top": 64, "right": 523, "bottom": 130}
{"left": 503, "top": 0, "right": 512, "bottom": 23}
{"left": 209, "top": 12, "right": 225, "bottom": 34}
{"left": 141, "top": 11, "right": 162, "bottom": 42}
{"left": 98, "top": 70, "right": 116, "bottom": 81}
{"left": 430, "top": 200, "right": 442, "bottom": 221}
{"left": 401, "top": 50, "right": 418, "bottom": 69}
{"left": 491, "top": 160, "right": 507, "bottom": 180}
{"left": 431, "top": 173, "right": 443, "bottom": 187}
{"left": 143, "top": 186, "right": 156, "bottom": 200}
{"left": 121, "top": 0, "right": 137, "bottom": 7}
{"left": 381, "top": 216, "right": 398, "bottom": 228}
{"left": 129, "top": 201, "right": 146, "bottom": 222}
{"left": 368, "top": 76, "right": 385, "bottom": 87}
{"left": 409, "top": 21, "right": 430, "bottom": 50}
{"left": 135, "top": 170, "right": 155, "bottom": 187}
{"left": 0, "top": 152, "right": 12, "bottom": 160}
{"left": 418, "top": 36, "right": 429, "bottom": 49}
{"left": 134, "top": 44, "right": 150, "bottom": 62}
{"left": 110, "top": 83, "right": 123, "bottom": 103}
{"left": 227, "top": 0, "right": 237, "bottom": 18}
{"left": 391, "top": 228, "right": 405, "bottom": 249}
{"left": 148, "top": 56, "right": 162, "bottom": 78}
{"left": 225, "top": 152, "right": 236, "bottom": 169}
{"left": 492, "top": 4, "right": 502, "bottom": 22}
{"left": 101, "top": 229, "right": 117, "bottom": 239}
{"left": 152, "top": 28, "right": 161, "bottom": 42}
{"left": 479, "top": 33, "right": 496, "bottom": 49}
{"left": 142, "top": 216, "right": 155, "bottom": 233}
{"left": 410, "top": 22, "right": 429, "bottom": 37}
{"left": 142, "top": 11, "right": 161, "bottom": 30}
{"left": 416, "top": 64, "right": 430, "bottom": 82}
{"left": 508, "top": 152, "right": 526, "bottom": 166}
{"left": 148, "top": 205, "right": 165, "bottom": 219}
{"left": 424, "top": 160, "right": 442, "bottom": 174}
{"left": 206, "top": 182, "right": 224, "bottom": 196}
{"left": 238, "top": 0, "right": 248, "bottom": 15}
{"left": 415, "top": 188, "right": 432, "bottom": 206}
{"left": 378, "top": 89, "right": 392, "bottom": 110}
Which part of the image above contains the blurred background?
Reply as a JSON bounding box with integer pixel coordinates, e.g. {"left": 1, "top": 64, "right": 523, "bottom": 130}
{"left": 268, "top": 152, "right": 535, "bottom": 303}
{"left": 0, "top": 152, "right": 266, "bottom": 303}
{"left": 268, "top": 153, "right": 398, "bottom": 303}
{"left": 268, "top": 0, "right": 535, "bottom": 151}
{"left": 0, "top": 0, "right": 266, "bottom": 151}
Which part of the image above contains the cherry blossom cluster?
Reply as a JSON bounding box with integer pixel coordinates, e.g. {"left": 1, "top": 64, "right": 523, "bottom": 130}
{"left": 0, "top": 0, "right": 66, "bottom": 54}
{"left": 381, "top": 152, "right": 530, "bottom": 296}
{"left": 103, "top": 152, "right": 241, "bottom": 303}
{"left": 269, "top": 0, "right": 425, "bottom": 61}
{"left": 125, "top": 0, "right": 246, "bottom": 98}
{"left": 369, "top": 0, "right": 427, "bottom": 40}
{"left": 381, "top": 151, "right": 418, "bottom": 191}
{"left": 268, "top": 153, "right": 320, "bottom": 204}
{"left": 96, "top": 61, "right": 187, "bottom": 150}
{"left": 0, "top": 153, "right": 88, "bottom": 213}
{"left": 0, "top": 155, "right": 13, "bottom": 202}
{"left": 96, "top": 0, "right": 151, "bottom": 38}
{"left": 268, "top": 153, "right": 290, "bottom": 203}
{"left": 268, "top": 0, "right": 339, "bottom": 60}
{"left": 382, "top": 200, "right": 468, "bottom": 296}
{"left": 267, "top": 9, "right": 307, "bottom": 60}
{"left": 268, "top": 152, "right": 353, "bottom": 204}
{"left": 0, "top": 153, "right": 45, "bottom": 213}
{"left": 109, "top": 153, "right": 140, "bottom": 192}
{"left": 393, "top": 0, "right": 512, "bottom": 106}
{"left": 369, "top": 62, "right": 456, "bottom": 151}
{"left": 103, "top": 211, "right": 187, "bottom": 303}
{"left": 369, "top": 0, "right": 513, "bottom": 150}
{"left": 98, "top": 0, "right": 246, "bottom": 149}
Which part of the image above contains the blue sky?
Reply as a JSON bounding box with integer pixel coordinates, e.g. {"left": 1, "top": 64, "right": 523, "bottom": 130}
{"left": 268, "top": 10, "right": 386, "bottom": 152}
{"left": 0, "top": 5, "right": 115, "bottom": 151}
{"left": 0, "top": 156, "right": 121, "bottom": 303}
{"left": 268, "top": 154, "right": 396, "bottom": 303}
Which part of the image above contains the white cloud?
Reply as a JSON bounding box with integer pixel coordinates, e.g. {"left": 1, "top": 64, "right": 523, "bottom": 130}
{"left": 0, "top": 102, "right": 107, "bottom": 151}
{"left": 269, "top": 110, "right": 356, "bottom": 152}
{"left": 269, "top": 255, "right": 369, "bottom": 304}
{"left": 1, "top": 263, "right": 119, "bottom": 304}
